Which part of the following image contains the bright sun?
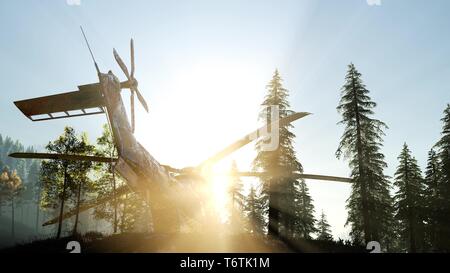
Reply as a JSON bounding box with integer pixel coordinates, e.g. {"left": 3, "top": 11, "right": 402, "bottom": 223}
{"left": 133, "top": 58, "right": 269, "bottom": 221}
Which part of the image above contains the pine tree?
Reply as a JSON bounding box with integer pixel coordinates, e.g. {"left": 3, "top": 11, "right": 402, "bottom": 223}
{"left": 293, "top": 180, "right": 317, "bottom": 239}
{"left": 393, "top": 143, "right": 425, "bottom": 252}
{"left": 435, "top": 104, "right": 450, "bottom": 251}
{"left": 253, "top": 69, "right": 311, "bottom": 239}
{"left": 423, "top": 149, "right": 440, "bottom": 251}
{"left": 244, "top": 184, "right": 266, "bottom": 234}
{"left": 336, "top": 63, "right": 395, "bottom": 246}
{"left": 317, "top": 211, "right": 333, "bottom": 241}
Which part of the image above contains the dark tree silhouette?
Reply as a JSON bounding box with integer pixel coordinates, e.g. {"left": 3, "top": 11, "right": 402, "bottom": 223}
{"left": 423, "top": 149, "right": 440, "bottom": 251}
{"left": 336, "top": 63, "right": 395, "bottom": 246}
{"left": 435, "top": 104, "right": 450, "bottom": 251}
{"left": 393, "top": 143, "right": 425, "bottom": 252}
{"left": 293, "top": 180, "right": 317, "bottom": 239}
{"left": 244, "top": 184, "right": 266, "bottom": 234}
{"left": 317, "top": 211, "right": 333, "bottom": 241}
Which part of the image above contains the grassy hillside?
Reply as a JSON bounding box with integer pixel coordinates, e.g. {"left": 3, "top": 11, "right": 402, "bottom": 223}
{"left": 1, "top": 232, "right": 365, "bottom": 253}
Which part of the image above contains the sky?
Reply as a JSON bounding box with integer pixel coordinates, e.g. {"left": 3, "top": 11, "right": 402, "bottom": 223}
{"left": 1, "top": 0, "right": 450, "bottom": 240}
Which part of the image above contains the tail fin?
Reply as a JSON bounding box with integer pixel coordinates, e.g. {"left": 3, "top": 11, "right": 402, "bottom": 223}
{"left": 14, "top": 83, "right": 105, "bottom": 121}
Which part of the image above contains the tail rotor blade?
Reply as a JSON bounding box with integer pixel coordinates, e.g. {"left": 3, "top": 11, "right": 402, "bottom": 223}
{"left": 133, "top": 86, "right": 149, "bottom": 113}
{"left": 113, "top": 48, "right": 131, "bottom": 80}
{"left": 130, "top": 39, "right": 135, "bottom": 78}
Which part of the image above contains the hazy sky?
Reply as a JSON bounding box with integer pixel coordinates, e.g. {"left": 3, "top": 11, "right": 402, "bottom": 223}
{"left": 1, "top": 0, "right": 450, "bottom": 239}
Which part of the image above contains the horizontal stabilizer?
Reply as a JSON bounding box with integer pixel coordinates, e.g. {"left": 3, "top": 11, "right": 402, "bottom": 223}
{"left": 14, "top": 85, "right": 105, "bottom": 121}
{"left": 9, "top": 152, "right": 117, "bottom": 163}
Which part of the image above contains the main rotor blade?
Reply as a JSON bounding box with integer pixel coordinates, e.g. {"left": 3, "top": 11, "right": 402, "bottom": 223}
{"left": 131, "top": 91, "right": 135, "bottom": 132}
{"left": 132, "top": 86, "right": 149, "bottom": 113}
{"left": 236, "top": 172, "right": 352, "bottom": 183}
{"left": 9, "top": 153, "right": 117, "bottom": 163}
{"left": 130, "top": 39, "right": 135, "bottom": 78}
{"left": 196, "top": 112, "right": 311, "bottom": 169}
{"left": 113, "top": 48, "right": 131, "bottom": 80}
{"left": 42, "top": 185, "right": 131, "bottom": 226}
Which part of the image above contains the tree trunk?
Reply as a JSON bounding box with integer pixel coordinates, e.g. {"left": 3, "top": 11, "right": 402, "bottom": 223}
{"left": 73, "top": 179, "right": 83, "bottom": 236}
{"left": 268, "top": 179, "right": 280, "bottom": 238}
{"left": 404, "top": 158, "right": 417, "bottom": 253}
{"left": 56, "top": 165, "right": 68, "bottom": 239}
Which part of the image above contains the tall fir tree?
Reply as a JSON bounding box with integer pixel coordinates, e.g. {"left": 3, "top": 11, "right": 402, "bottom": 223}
{"left": 423, "top": 149, "right": 440, "bottom": 251}
{"left": 253, "top": 69, "right": 313, "bottom": 239}
{"left": 435, "top": 104, "right": 450, "bottom": 251}
{"left": 393, "top": 143, "right": 425, "bottom": 252}
{"left": 316, "top": 211, "right": 333, "bottom": 241}
{"left": 336, "top": 63, "right": 395, "bottom": 246}
{"left": 244, "top": 184, "right": 266, "bottom": 234}
{"left": 292, "top": 180, "right": 317, "bottom": 239}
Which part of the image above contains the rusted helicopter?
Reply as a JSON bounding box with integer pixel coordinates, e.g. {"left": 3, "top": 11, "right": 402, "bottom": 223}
{"left": 9, "top": 30, "right": 351, "bottom": 232}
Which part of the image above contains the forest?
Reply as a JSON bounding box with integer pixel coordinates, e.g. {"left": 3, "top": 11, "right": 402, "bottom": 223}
{"left": 1, "top": 63, "right": 450, "bottom": 253}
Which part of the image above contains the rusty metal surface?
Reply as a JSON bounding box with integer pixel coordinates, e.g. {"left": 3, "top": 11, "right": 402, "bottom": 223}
{"left": 99, "top": 71, "right": 180, "bottom": 231}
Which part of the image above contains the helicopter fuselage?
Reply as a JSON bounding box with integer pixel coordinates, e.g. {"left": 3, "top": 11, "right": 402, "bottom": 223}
{"left": 99, "top": 71, "right": 181, "bottom": 232}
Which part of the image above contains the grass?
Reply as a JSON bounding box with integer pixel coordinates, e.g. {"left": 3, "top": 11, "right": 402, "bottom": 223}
{"left": 0, "top": 232, "right": 365, "bottom": 253}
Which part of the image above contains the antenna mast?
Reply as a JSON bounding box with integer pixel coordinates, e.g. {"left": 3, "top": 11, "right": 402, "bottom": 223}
{"left": 80, "top": 26, "right": 114, "bottom": 143}
{"left": 80, "top": 26, "right": 100, "bottom": 74}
